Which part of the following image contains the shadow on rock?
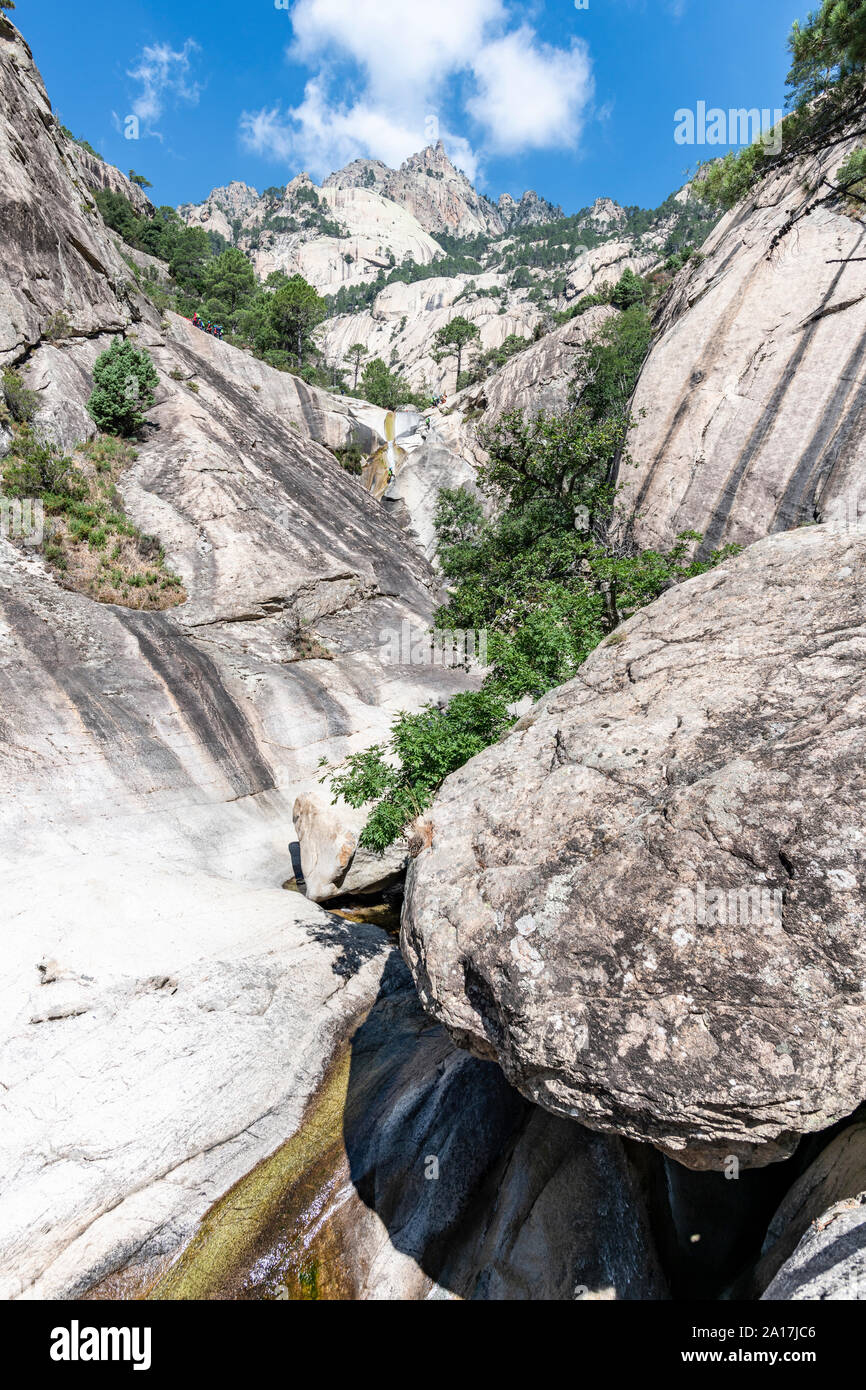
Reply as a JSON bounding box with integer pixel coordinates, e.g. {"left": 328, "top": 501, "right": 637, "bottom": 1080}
{"left": 341, "top": 954, "right": 670, "bottom": 1299}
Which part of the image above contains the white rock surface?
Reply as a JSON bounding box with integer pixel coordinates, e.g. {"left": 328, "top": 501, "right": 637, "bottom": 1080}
{"left": 293, "top": 791, "right": 407, "bottom": 902}
{"left": 617, "top": 129, "right": 866, "bottom": 552}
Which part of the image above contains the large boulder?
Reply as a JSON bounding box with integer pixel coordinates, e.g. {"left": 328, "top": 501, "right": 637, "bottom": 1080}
{"left": 403, "top": 524, "right": 866, "bottom": 1170}
{"left": 616, "top": 127, "right": 866, "bottom": 553}
{"left": 752, "top": 1120, "right": 866, "bottom": 1297}
{"left": 761, "top": 1196, "right": 866, "bottom": 1300}
{"left": 292, "top": 792, "right": 407, "bottom": 902}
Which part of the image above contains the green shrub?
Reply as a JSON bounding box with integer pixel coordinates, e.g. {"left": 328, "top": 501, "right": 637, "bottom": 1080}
{"left": 836, "top": 146, "right": 866, "bottom": 202}
{"left": 332, "top": 441, "right": 364, "bottom": 474}
{"left": 87, "top": 339, "right": 159, "bottom": 436}
{"left": 325, "top": 690, "right": 514, "bottom": 854}
{"left": 44, "top": 310, "right": 73, "bottom": 341}
{"left": 2, "top": 368, "right": 39, "bottom": 424}
{"left": 1, "top": 428, "right": 86, "bottom": 500}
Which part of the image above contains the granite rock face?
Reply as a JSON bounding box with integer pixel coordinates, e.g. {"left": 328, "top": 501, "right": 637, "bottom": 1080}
{"left": 498, "top": 189, "right": 563, "bottom": 230}
{"left": 403, "top": 524, "right": 866, "bottom": 1170}
{"left": 617, "top": 128, "right": 866, "bottom": 552}
{"left": 380, "top": 141, "right": 505, "bottom": 238}
{"left": 0, "top": 18, "right": 478, "bottom": 1299}
{"left": 0, "top": 18, "right": 135, "bottom": 360}
{"left": 69, "top": 143, "right": 154, "bottom": 217}
{"left": 179, "top": 169, "right": 445, "bottom": 297}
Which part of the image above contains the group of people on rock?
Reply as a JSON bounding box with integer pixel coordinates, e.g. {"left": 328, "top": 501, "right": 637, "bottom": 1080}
{"left": 192, "top": 313, "right": 223, "bottom": 340}
{"left": 429, "top": 391, "right": 447, "bottom": 408}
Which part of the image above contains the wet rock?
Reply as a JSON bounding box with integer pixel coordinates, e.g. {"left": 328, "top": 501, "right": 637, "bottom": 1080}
{"left": 146, "top": 956, "right": 668, "bottom": 1301}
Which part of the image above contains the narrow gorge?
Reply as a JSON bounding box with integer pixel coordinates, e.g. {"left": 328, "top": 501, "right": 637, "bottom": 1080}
{"left": 1, "top": 2, "right": 865, "bottom": 1315}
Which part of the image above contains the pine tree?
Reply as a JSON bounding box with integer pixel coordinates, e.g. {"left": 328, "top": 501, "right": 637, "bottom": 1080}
{"left": 432, "top": 316, "right": 481, "bottom": 391}
{"left": 267, "top": 276, "right": 326, "bottom": 370}
{"left": 787, "top": 0, "right": 866, "bottom": 106}
{"left": 87, "top": 340, "right": 158, "bottom": 437}
{"left": 345, "top": 343, "right": 368, "bottom": 390}
{"left": 200, "top": 248, "right": 257, "bottom": 330}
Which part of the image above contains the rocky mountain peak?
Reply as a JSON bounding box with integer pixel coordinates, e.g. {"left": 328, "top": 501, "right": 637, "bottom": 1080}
{"left": 323, "top": 156, "right": 391, "bottom": 191}
{"left": 498, "top": 188, "right": 563, "bottom": 229}
{"left": 381, "top": 142, "right": 502, "bottom": 238}
{"left": 581, "top": 196, "right": 628, "bottom": 230}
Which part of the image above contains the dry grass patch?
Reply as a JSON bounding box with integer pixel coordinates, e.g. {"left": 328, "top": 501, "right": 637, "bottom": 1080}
{"left": 2, "top": 430, "right": 186, "bottom": 610}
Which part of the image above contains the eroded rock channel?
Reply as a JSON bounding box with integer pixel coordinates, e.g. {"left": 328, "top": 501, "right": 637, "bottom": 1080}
{"left": 2, "top": 11, "right": 865, "bottom": 1303}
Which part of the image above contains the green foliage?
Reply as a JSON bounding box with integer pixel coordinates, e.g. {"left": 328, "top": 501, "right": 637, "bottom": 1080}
{"left": 458, "top": 333, "right": 531, "bottom": 388}
{"left": 478, "top": 405, "right": 624, "bottom": 520}
{"left": 432, "top": 315, "right": 482, "bottom": 383}
{"left": 94, "top": 193, "right": 218, "bottom": 303}
{"left": 433, "top": 486, "right": 485, "bottom": 557}
{"left": 497, "top": 192, "right": 718, "bottom": 280}
{"left": 324, "top": 245, "right": 490, "bottom": 318}
{"left": 577, "top": 306, "right": 653, "bottom": 421}
{"left": 87, "top": 339, "right": 159, "bottom": 436}
{"left": 699, "top": 141, "right": 773, "bottom": 211}
{"left": 836, "top": 145, "right": 866, "bottom": 201}
{"left": 357, "top": 357, "right": 417, "bottom": 409}
{"left": 324, "top": 689, "right": 514, "bottom": 854}
{"left": 0, "top": 432, "right": 184, "bottom": 606}
{"left": 1, "top": 368, "right": 39, "bottom": 424}
{"left": 267, "top": 275, "right": 327, "bottom": 367}
{"left": 331, "top": 441, "right": 364, "bottom": 474}
{"left": 44, "top": 310, "right": 73, "bottom": 341}
{"left": 553, "top": 271, "right": 656, "bottom": 327}
{"left": 199, "top": 247, "right": 257, "bottom": 330}
{"left": 1, "top": 428, "right": 86, "bottom": 500}
{"left": 324, "top": 303, "right": 738, "bottom": 849}
{"left": 345, "top": 341, "right": 369, "bottom": 389}
{"left": 61, "top": 126, "right": 103, "bottom": 161}
{"left": 787, "top": 0, "right": 866, "bottom": 107}
{"left": 129, "top": 170, "right": 152, "bottom": 189}
{"left": 609, "top": 267, "right": 652, "bottom": 310}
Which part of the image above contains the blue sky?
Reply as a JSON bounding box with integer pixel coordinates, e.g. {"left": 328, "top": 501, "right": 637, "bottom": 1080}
{"left": 16, "top": 0, "right": 803, "bottom": 214}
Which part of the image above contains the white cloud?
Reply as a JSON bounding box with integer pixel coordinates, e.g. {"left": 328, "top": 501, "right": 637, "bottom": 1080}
{"left": 289, "top": 0, "right": 504, "bottom": 102}
{"left": 467, "top": 29, "right": 593, "bottom": 152}
{"left": 240, "top": 0, "right": 593, "bottom": 179}
{"left": 127, "top": 40, "right": 201, "bottom": 132}
{"left": 240, "top": 80, "right": 479, "bottom": 182}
